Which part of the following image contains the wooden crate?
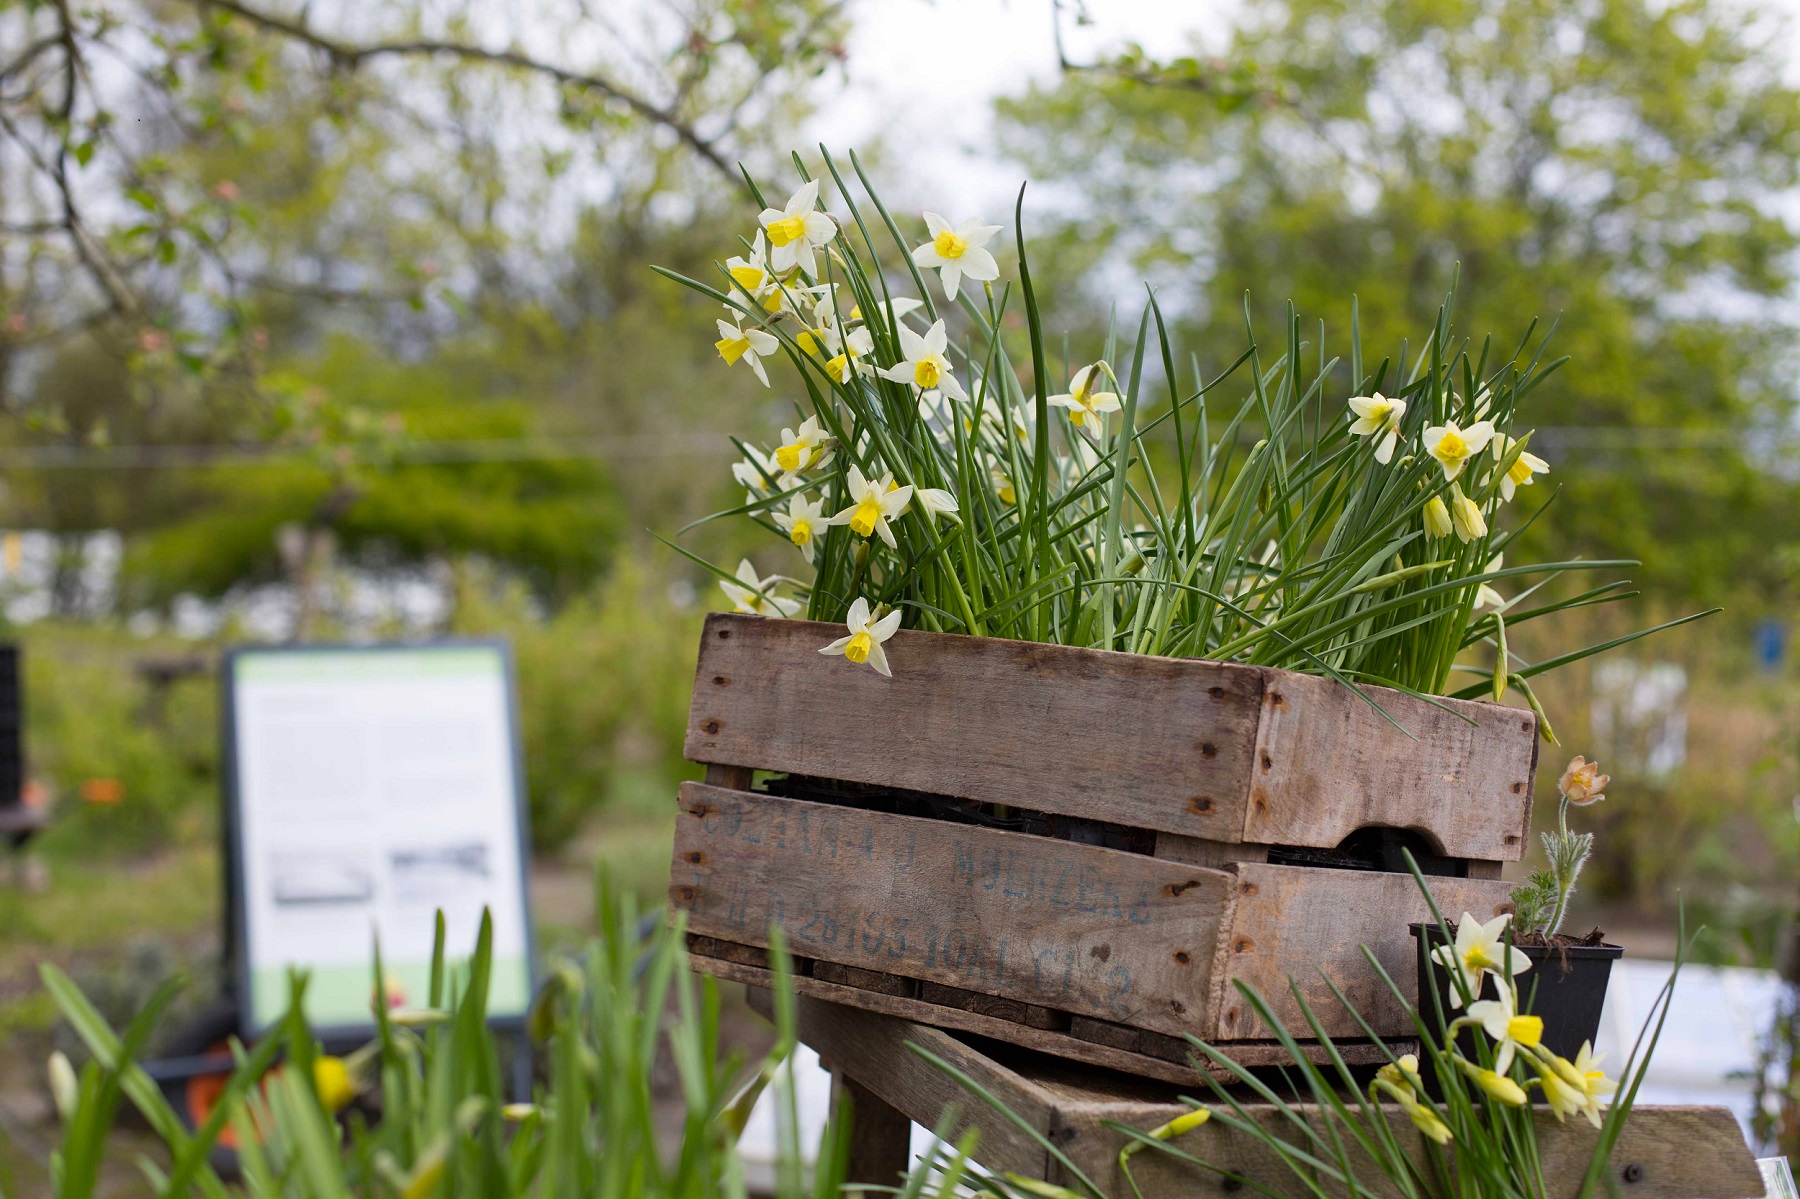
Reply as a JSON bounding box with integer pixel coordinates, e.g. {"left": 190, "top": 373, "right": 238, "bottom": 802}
{"left": 672, "top": 613, "right": 1537, "bottom": 1081}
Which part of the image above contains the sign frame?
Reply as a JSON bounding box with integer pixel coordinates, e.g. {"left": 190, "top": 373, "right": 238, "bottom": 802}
{"left": 220, "top": 638, "right": 538, "bottom": 1040}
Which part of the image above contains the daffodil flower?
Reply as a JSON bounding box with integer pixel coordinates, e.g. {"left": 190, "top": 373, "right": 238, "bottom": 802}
{"left": 1422, "top": 418, "right": 1495, "bottom": 481}
{"left": 773, "top": 492, "right": 828, "bottom": 562}
{"left": 1429, "top": 911, "right": 1531, "bottom": 1009}
{"left": 1492, "top": 433, "right": 1550, "bottom": 501}
{"left": 1120, "top": 1106, "right": 1211, "bottom": 1165}
{"left": 1048, "top": 364, "right": 1122, "bottom": 435}
{"left": 1474, "top": 552, "right": 1506, "bottom": 610}
{"left": 915, "top": 487, "right": 960, "bottom": 524}
{"left": 818, "top": 597, "right": 901, "bottom": 676}
{"left": 725, "top": 232, "right": 784, "bottom": 313}
{"left": 849, "top": 296, "right": 924, "bottom": 325}
{"left": 1347, "top": 392, "right": 1407, "bottom": 464}
{"left": 759, "top": 180, "right": 837, "bottom": 276}
{"left": 1553, "top": 1040, "right": 1617, "bottom": 1126}
{"left": 774, "top": 416, "right": 829, "bottom": 475}
{"left": 1462, "top": 980, "right": 1544, "bottom": 1075}
{"left": 1449, "top": 484, "right": 1487, "bottom": 543}
{"left": 719, "top": 559, "right": 801, "bottom": 618}
{"left": 880, "top": 319, "right": 967, "bottom": 403}
{"left": 828, "top": 464, "right": 913, "bottom": 549}
{"left": 992, "top": 464, "right": 1017, "bottom": 506}
{"left": 911, "top": 212, "right": 1002, "bottom": 300}
{"left": 314, "top": 1055, "right": 358, "bottom": 1113}
{"left": 1453, "top": 1056, "right": 1528, "bottom": 1106}
{"left": 825, "top": 326, "right": 874, "bottom": 383}
{"left": 1531, "top": 1052, "right": 1588, "bottom": 1123}
{"left": 1422, "top": 495, "right": 1454, "bottom": 539}
{"left": 1368, "top": 1055, "right": 1452, "bottom": 1145}
{"left": 732, "top": 445, "right": 780, "bottom": 504}
{"left": 714, "top": 314, "right": 778, "bottom": 387}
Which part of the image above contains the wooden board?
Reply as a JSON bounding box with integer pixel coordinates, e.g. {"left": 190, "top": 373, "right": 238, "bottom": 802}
{"left": 1245, "top": 669, "right": 1538, "bottom": 859}
{"left": 715, "top": 953, "right": 1397, "bottom": 1085}
{"left": 779, "top": 994, "right": 1764, "bottom": 1199}
{"left": 672, "top": 783, "right": 1235, "bottom": 1038}
{"left": 684, "top": 613, "right": 1534, "bottom": 860}
{"left": 1214, "top": 863, "right": 1516, "bottom": 1040}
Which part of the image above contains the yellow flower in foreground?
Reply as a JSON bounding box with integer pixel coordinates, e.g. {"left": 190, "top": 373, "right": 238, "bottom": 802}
{"left": 825, "top": 326, "right": 874, "bottom": 383}
{"left": 773, "top": 492, "right": 828, "bottom": 562}
{"left": 1422, "top": 418, "right": 1495, "bottom": 481}
{"left": 1048, "top": 364, "right": 1122, "bottom": 435}
{"left": 758, "top": 179, "right": 837, "bottom": 275}
{"left": 880, "top": 319, "right": 967, "bottom": 402}
{"left": 1346, "top": 392, "right": 1407, "bottom": 464}
{"left": 1422, "top": 494, "right": 1453, "bottom": 539}
{"left": 911, "top": 212, "right": 1002, "bottom": 300}
{"left": 1449, "top": 484, "right": 1487, "bottom": 543}
{"left": 1453, "top": 1056, "right": 1528, "bottom": 1106}
{"left": 719, "top": 559, "right": 801, "bottom": 618}
{"left": 828, "top": 465, "right": 914, "bottom": 549}
{"left": 714, "top": 315, "right": 778, "bottom": 387}
{"left": 1494, "top": 433, "right": 1550, "bottom": 501}
{"left": 1559, "top": 755, "right": 1610, "bottom": 806}
{"left": 314, "top": 1055, "right": 356, "bottom": 1113}
{"left": 1120, "top": 1106, "right": 1211, "bottom": 1165}
{"left": 818, "top": 597, "right": 902, "bottom": 676}
{"left": 1532, "top": 1052, "right": 1589, "bottom": 1124}
{"left": 1560, "top": 1041, "right": 1618, "bottom": 1126}
{"left": 725, "top": 231, "right": 784, "bottom": 313}
{"left": 1429, "top": 911, "right": 1530, "bottom": 1009}
{"left": 1464, "top": 980, "right": 1543, "bottom": 1075}
{"left": 1376, "top": 1052, "right": 1422, "bottom": 1092}
{"left": 1370, "top": 1056, "right": 1452, "bottom": 1146}
{"left": 774, "top": 416, "right": 829, "bottom": 475}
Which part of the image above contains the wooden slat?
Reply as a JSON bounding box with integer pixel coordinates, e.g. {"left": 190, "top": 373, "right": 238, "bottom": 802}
{"left": 1213, "top": 863, "right": 1515, "bottom": 1041}
{"left": 1245, "top": 670, "right": 1539, "bottom": 860}
{"left": 685, "top": 613, "right": 1263, "bottom": 841}
{"left": 700, "top": 950, "right": 1396, "bottom": 1084}
{"left": 747, "top": 986, "right": 1058, "bottom": 1178}
{"left": 671, "top": 783, "right": 1235, "bottom": 1039}
{"left": 684, "top": 613, "right": 1536, "bottom": 858}
{"left": 790, "top": 998, "right": 1762, "bottom": 1199}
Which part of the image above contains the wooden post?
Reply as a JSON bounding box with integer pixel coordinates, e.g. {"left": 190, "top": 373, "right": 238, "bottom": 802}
{"left": 831, "top": 1068, "right": 911, "bottom": 1194}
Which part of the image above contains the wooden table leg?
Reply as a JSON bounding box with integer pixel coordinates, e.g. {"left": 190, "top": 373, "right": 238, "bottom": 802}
{"left": 831, "top": 1068, "right": 911, "bottom": 1192}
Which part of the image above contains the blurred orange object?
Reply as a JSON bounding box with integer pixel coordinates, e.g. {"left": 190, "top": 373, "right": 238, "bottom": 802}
{"left": 21, "top": 780, "right": 47, "bottom": 809}
{"left": 79, "top": 778, "right": 123, "bottom": 804}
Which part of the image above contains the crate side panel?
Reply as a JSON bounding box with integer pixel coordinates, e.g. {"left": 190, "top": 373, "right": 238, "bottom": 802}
{"left": 1245, "top": 671, "right": 1538, "bottom": 859}
{"left": 684, "top": 613, "right": 1261, "bottom": 839}
{"left": 670, "top": 782, "right": 1234, "bottom": 1039}
{"left": 1214, "top": 863, "right": 1514, "bottom": 1041}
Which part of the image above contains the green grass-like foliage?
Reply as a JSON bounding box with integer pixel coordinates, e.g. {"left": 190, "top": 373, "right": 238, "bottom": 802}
{"left": 659, "top": 148, "right": 1712, "bottom": 719}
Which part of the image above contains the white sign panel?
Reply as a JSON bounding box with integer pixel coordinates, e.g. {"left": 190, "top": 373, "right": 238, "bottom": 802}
{"left": 225, "top": 644, "right": 534, "bottom": 1032}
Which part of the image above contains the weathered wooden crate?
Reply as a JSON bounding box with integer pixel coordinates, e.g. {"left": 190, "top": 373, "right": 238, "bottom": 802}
{"left": 671, "top": 612, "right": 1537, "bottom": 1082}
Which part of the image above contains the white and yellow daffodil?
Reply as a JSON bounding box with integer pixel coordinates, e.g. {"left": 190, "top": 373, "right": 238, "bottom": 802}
{"left": 1422, "top": 418, "right": 1495, "bottom": 481}
{"left": 914, "top": 487, "right": 960, "bottom": 524}
{"left": 1347, "top": 392, "right": 1407, "bottom": 464}
{"left": 849, "top": 297, "right": 923, "bottom": 326}
{"left": 1370, "top": 1056, "right": 1453, "bottom": 1145}
{"left": 714, "top": 314, "right": 778, "bottom": 387}
{"left": 759, "top": 180, "right": 837, "bottom": 276}
{"left": 1532, "top": 1053, "right": 1588, "bottom": 1124}
{"left": 732, "top": 445, "right": 780, "bottom": 503}
{"left": 725, "top": 232, "right": 784, "bottom": 313}
{"left": 1463, "top": 980, "right": 1544, "bottom": 1075}
{"left": 1048, "top": 364, "right": 1122, "bottom": 435}
{"left": 1473, "top": 552, "right": 1506, "bottom": 610}
{"left": 1493, "top": 434, "right": 1550, "bottom": 502}
{"left": 774, "top": 416, "right": 830, "bottom": 476}
{"left": 827, "top": 464, "right": 914, "bottom": 549}
{"left": 911, "top": 212, "right": 1002, "bottom": 300}
{"left": 719, "top": 559, "right": 802, "bottom": 618}
{"left": 992, "top": 464, "right": 1017, "bottom": 506}
{"left": 1559, "top": 1041, "right": 1617, "bottom": 1127}
{"left": 825, "top": 325, "right": 875, "bottom": 383}
{"left": 1429, "top": 911, "right": 1531, "bottom": 1009}
{"left": 1449, "top": 483, "right": 1487, "bottom": 543}
{"left": 1422, "top": 494, "right": 1454, "bottom": 539}
{"left": 880, "top": 319, "right": 967, "bottom": 403}
{"left": 1453, "top": 1056, "right": 1528, "bottom": 1106}
{"left": 818, "top": 597, "right": 901, "bottom": 676}
{"left": 773, "top": 492, "right": 829, "bottom": 562}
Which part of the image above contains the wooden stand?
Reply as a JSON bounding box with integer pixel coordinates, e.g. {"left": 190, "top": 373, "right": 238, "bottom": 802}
{"left": 747, "top": 989, "right": 1765, "bottom": 1198}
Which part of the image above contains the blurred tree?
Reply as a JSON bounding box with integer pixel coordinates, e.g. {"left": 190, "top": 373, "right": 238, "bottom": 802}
{"left": 1002, "top": 0, "right": 1800, "bottom": 604}
{"left": 0, "top": 0, "right": 846, "bottom": 615}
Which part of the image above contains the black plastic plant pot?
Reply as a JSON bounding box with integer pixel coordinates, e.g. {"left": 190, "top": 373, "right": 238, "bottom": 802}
{"left": 1409, "top": 922, "right": 1625, "bottom": 1065}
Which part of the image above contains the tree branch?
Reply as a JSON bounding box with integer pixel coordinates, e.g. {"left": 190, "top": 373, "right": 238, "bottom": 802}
{"left": 190, "top": 0, "right": 742, "bottom": 183}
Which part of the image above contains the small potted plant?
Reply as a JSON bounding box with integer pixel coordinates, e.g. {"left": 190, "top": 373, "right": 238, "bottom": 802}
{"left": 1412, "top": 754, "right": 1625, "bottom": 1060}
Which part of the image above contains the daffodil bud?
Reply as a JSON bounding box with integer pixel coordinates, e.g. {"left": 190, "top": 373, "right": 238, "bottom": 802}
{"left": 47, "top": 1051, "right": 78, "bottom": 1121}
